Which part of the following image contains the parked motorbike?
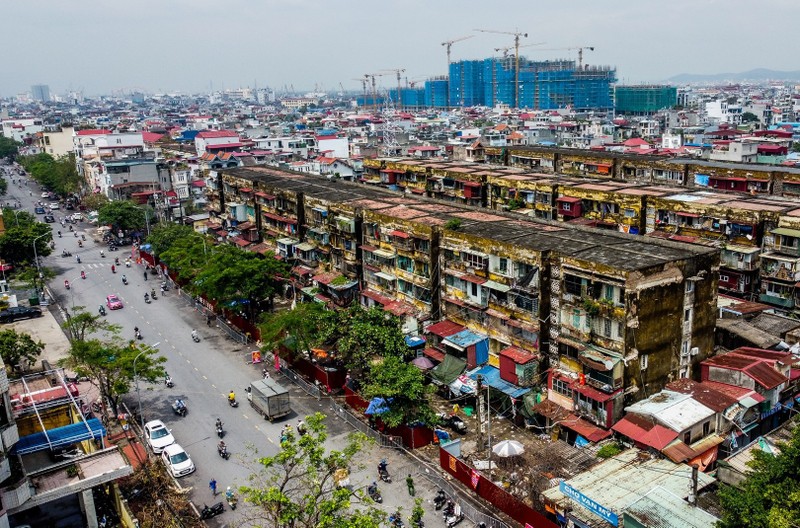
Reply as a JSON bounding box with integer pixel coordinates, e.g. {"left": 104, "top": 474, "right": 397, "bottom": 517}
{"left": 444, "top": 502, "right": 464, "bottom": 527}
{"left": 433, "top": 489, "right": 447, "bottom": 510}
{"left": 81, "top": 234, "right": 86, "bottom": 241}
{"left": 172, "top": 400, "right": 187, "bottom": 417}
{"left": 367, "top": 484, "right": 382, "bottom": 503}
{"left": 389, "top": 512, "right": 405, "bottom": 527}
{"left": 437, "top": 412, "right": 467, "bottom": 434}
{"left": 199, "top": 502, "right": 224, "bottom": 520}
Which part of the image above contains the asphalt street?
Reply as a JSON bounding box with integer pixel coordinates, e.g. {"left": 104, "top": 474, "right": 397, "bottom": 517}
{"left": 2, "top": 168, "right": 454, "bottom": 527}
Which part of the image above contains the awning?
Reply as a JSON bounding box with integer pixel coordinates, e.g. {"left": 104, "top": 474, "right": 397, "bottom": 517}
{"left": 423, "top": 347, "right": 446, "bottom": 362}
{"left": 373, "top": 249, "right": 395, "bottom": 259}
{"left": 360, "top": 244, "right": 377, "bottom": 252}
{"left": 294, "top": 242, "right": 315, "bottom": 252}
{"left": 462, "top": 181, "right": 482, "bottom": 188}
{"left": 561, "top": 414, "right": 612, "bottom": 443}
{"left": 312, "top": 207, "right": 328, "bottom": 216}
{"left": 13, "top": 418, "right": 107, "bottom": 455}
{"left": 772, "top": 227, "right": 800, "bottom": 238}
{"left": 375, "top": 271, "right": 396, "bottom": 281}
{"left": 390, "top": 230, "right": 410, "bottom": 239}
{"left": 556, "top": 196, "right": 581, "bottom": 203}
{"left": 676, "top": 212, "right": 700, "bottom": 218}
{"left": 443, "top": 329, "right": 488, "bottom": 351}
{"left": 467, "top": 365, "right": 531, "bottom": 399}
{"left": 277, "top": 237, "right": 299, "bottom": 246}
{"left": 430, "top": 354, "right": 467, "bottom": 385}
{"left": 483, "top": 279, "right": 511, "bottom": 292}
{"left": 239, "top": 187, "right": 252, "bottom": 193}
{"left": 426, "top": 320, "right": 465, "bottom": 338}
{"left": 254, "top": 191, "right": 275, "bottom": 199}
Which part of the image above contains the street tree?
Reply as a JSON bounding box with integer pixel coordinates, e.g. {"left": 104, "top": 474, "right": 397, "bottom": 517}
{"left": 0, "top": 177, "right": 7, "bottom": 196}
{"left": 146, "top": 223, "right": 195, "bottom": 257}
{"left": 0, "top": 218, "right": 52, "bottom": 265}
{"left": 361, "top": 355, "right": 437, "bottom": 428}
{"left": 61, "top": 305, "right": 121, "bottom": 343}
{"left": 259, "top": 301, "right": 338, "bottom": 355}
{"left": 0, "top": 136, "right": 21, "bottom": 159}
{"left": 18, "top": 153, "right": 83, "bottom": 196}
{"left": 59, "top": 339, "right": 166, "bottom": 416}
{"left": 335, "top": 305, "right": 410, "bottom": 372}
{"left": 98, "top": 200, "right": 148, "bottom": 232}
{"left": 718, "top": 425, "right": 800, "bottom": 528}
{"left": 741, "top": 111, "right": 759, "bottom": 124}
{"left": 158, "top": 234, "right": 210, "bottom": 282}
{"left": 238, "top": 412, "right": 384, "bottom": 528}
{"left": 193, "top": 246, "right": 288, "bottom": 320}
{"left": 0, "top": 329, "right": 44, "bottom": 373}
{"left": 80, "top": 193, "right": 110, "bottom": 212}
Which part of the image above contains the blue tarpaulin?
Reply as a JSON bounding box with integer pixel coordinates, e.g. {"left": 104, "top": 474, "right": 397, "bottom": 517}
{"left": 365, "top": 398, "right": 392, "bottom": 415}
{"left": 13, "top": 418, "right": 106, "bottom": 455}
{"left": 405, "top": 335, "right": 426, "bottom": 348}
{"left": 467, "top": 365, "right": 531, "bottom": 399}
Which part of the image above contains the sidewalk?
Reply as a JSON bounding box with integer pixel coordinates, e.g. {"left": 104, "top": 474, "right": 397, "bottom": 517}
{"left": 6, "top": 307, "right": 72, "bottom": 368}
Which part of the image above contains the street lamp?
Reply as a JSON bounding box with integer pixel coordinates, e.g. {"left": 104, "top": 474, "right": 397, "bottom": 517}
{"left": 133, "top": 341, "right": 160, "bottom": 430}
{"left": 32, "top": 232, "right": 49, "bottom": 300}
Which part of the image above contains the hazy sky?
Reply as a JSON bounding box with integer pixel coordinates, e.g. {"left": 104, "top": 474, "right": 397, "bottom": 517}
{"left": 4, "top": 0, "right": 797, "bottom": 97}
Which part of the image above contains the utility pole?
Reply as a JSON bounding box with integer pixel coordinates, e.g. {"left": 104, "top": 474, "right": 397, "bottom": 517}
{"left": 689, "top": 464, "right": 698, "bottom": 506}
{"left": 476, "top": 374, "right": 484, "bottom": 451}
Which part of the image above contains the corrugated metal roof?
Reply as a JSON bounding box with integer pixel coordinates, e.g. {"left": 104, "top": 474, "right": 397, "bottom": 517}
{"left": 624, "top": 486, "right": 719, "bottom": 528}
{"left": 625, "top": 390, "right": 715, "bottom": 432}
{"left": 542, "top": 450, "right": 716, "bottom": 527}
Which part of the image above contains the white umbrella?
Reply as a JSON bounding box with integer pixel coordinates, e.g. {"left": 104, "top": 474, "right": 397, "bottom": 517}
{"left": 492, "top": 439, "right": 524, "bottom": 457}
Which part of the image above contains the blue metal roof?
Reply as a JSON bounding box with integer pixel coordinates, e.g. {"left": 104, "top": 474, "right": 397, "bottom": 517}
{"left": 445, "top": 329, "right": 486, "bottom": 348}
{"left": 405, "top": 335, "right": 426, "bottom": 348}
{"left": 467, "top": 365, "right": 531, "bottom": 399}
{"left": 13, "top": 418, "right": 106, "bottom": 455}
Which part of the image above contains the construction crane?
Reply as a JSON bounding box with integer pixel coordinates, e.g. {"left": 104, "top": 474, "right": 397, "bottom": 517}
{"left": 494, "top": 41, "right": 546, "bottom": 59}
{"left": 364, "top": 72, "right": 394, "bottom": 111}
{"left": 441, "top": 35, "right": 474, "bottom": 70}
{"left": 381, "top": 68, "right": 406, "bottom": 110}
{"left": 475, "top": 28, "right": 528, "bottom": 108}
{"left": 526, "top": 46, "right": 595, "bottom": 69}
{"left": 352, "top": 78, "right": 368, "bottom": 106}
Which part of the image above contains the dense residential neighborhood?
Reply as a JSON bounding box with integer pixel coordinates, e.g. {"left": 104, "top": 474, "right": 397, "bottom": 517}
{"left": 3, "top": 6, "right": 800, "bottom": 528}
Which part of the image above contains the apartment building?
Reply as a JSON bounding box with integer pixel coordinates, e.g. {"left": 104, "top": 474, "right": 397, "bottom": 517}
{"left": 216, "top": 166, "right": 719, "bottom": 440}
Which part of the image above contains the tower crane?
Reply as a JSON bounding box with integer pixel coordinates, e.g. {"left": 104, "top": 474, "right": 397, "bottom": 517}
{"left": 475, "top": 28, "right": 528, "bottom": 108}
{"left": 494, "top": 41, "right": 546, "bottom": 59}
{"left": 441, "top": 35, "right": 474, "bottom": 70}
{"left": 352, "top": 78, "right": 368, "bottom": 105}
{"left": 526, "top": 46, "right": 595, "bottom": 69}
{"left": 364, "top": 72, "right": 394, "bottom": 111}
{"left": 381, "top": 68, "right": 406, "bottom": 110}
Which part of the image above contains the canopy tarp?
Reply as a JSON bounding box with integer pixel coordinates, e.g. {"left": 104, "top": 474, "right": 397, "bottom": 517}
{"left": 364, "top": 397, "right": 391, "bottom": 415}
{"left": 13, "top": 418, "right": 106, "bottom": 455}
{"left": 430, "top": 354, "right": 467, "bottom": 385}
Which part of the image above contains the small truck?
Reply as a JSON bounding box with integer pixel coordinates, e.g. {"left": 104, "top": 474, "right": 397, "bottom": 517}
{"left": 247, "top": 378, "right": 291, "bottom": 421}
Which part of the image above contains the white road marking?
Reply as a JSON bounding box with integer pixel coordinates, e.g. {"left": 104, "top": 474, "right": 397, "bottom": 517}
{"left": 242, "top": 414, "right": 249, "bottom": 420}
{"left": 202, "top": 375, "right": 207, "bottom": 380}
{"left": 211, "top": 384, "right": 216, "bottom": 389}
{"left": 193, "top": 367, "right": 199, "bottom": 371}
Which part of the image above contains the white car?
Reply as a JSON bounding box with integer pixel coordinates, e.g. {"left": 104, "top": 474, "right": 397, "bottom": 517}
{"left": 50, "top": 202, "right": 60, "bottom": 210}
{"left": 144, "top": 419, "right": 175, "bottom": 453}
{"left": 161, "top": 444, "right": 195, "bottom": 477}
{"left": 41, "top": 192, "right": 49, "bottom": 198}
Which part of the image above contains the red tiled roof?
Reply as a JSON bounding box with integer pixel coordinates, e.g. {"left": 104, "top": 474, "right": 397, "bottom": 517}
{"left": 561, "top": 414, "right": 612, "bottom": 443}
{"left": 556, "top": 196, "right": 581, "bottom": 203}
{"left": 703, "top": 352, "right": 788, "bottom": 390}
{"left": 423, "top": 348, "right": 446, "bottom": 362}
{"left": 665, "top": 379, "right": 737, "bottom": 412}
{"left": 313, "top": 272, "right": 341, "bottom": 285}
{"left": 425, "top": 320, "right": 465, "bottom": 338}
{"left": 142, "top": 131, "right": 164, "bottom": 142}
{"left": 231, "top": 237, "right": 251, "bottom": 247}
{"left": 612, "top": 414, "right": 679, "bottom": 450}
{"left": 701, "top": 380, "right": 765, "bottom": 402}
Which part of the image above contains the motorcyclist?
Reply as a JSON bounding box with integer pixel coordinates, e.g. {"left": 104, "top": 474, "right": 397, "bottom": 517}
{"left": 122, "top": 274, "right": 127, "bottom": 284}
{"left": 64, "top": 280, "right": 70, "bottom": 289}
{"left": 297, "top": 419, "right": 307, "bottom": 436}
{"left": 115, "top": 257, "right": 120, "bottom": 265}
{"left": 81, "top": 270, "right": 86, "bottom": 279}
{"left": 191, "top": 329, "right": 199, "bottom": 341}
{"left": 151, "top": 288, "right": 156, "bottom": 298}
{"left": 367, "top": 481, "right": 378, "bottom": 496}
{"left": 216, "top": 418, "right": 223, "bottom": 429}
{"left": 228, "top": 390, "right": 236, "bottom": 403}
{"left": 111, "top": 264, "right": 116, "bottom": 273}
{"left": 378, "top": 459, "right": 388, "bottom": 474}
{"left": 78, "top": 239, "right": 83, "bottom": 247}
{"left": 218, "top": 440, "right": 227, "bottom": 454}
{"left": 175, "top": 399, "right": 186, "bottom": 411}
{"left": 98, "top": 305, "right": 106, "bottom": 315}
{"left": 144, "top": 292, "right": 150, "bottom": 302}
{"left": 100, "top": 250, "right": 104, "bottom": 258}
{"left": 57, "top": 230, "right": 62, "bottom": 238}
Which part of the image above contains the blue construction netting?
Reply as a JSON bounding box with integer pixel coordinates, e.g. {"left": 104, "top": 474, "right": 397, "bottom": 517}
{"left": 12, "top": 418, "right": 106, "bottom": 455}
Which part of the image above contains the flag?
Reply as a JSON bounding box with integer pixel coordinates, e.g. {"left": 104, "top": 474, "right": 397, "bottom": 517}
{"left": 470, "top": 469, "right": 480, "bottom": 489}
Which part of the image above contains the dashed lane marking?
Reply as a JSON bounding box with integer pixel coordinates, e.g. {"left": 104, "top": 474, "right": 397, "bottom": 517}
{"left": 242, "top": 414, "right": 249, "bottom": 420}
{"left": 211, "top": 384, "right": 216, "bottom": 389}
{"left": 202, "top": 375, "right": 207, "bottom": 380}
{"left": 193, "top": 367, "right": 199, "bottom": 371}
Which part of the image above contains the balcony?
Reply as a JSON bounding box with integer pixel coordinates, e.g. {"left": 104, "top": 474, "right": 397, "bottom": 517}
{"left": 759, "top": 292, "right": 796, "bottom": 309}
{"left": 0, "top": 457, "right": 10, "bottom": 484}
{"left": 0, "top": 370, "right": 7, "bottom": 394}
{"left": 0, "top": 478, "right": 32, "bottom": 510}
{"left": 0, "top": 424, "right": 18, "bottom": 452}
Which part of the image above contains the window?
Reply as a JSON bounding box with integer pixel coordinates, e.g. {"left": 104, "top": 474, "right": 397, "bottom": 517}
{"left": 470, "top": 282, "right": 479, "bottom": 296}
{"left": 562, "top": 203, "right": 571, "bottom": 211}
{"left": 415, "top": 238, "right": 430, "bottom": 253}
{"left": 499, "top": 258, "right": 509, "bottom": 274}
{"left": 553, "top": 378, "right": 573, "bottom": 398}
{"left": 559, "top": 343, "right": 580, "bottom": 360}
{"left": 719, "top": 275, "right": 729, "bottom": 282}
{"left": 624, "top": 208, "right": 635, "bottom": 218}
{"left": 398, "top": 279, "right": 414, "bottom": 295}
{"left": 640, "top": 354, "right": 648, "bottom": 370}
{"left": 684, "top": 308, "right": 692, "bottom": 322}
{"left": 514, "top": 291, "right": 539, "bottom": 314}
{"left": 702, "top": 421, "right": 710, "bottom": 437}
{"left": 464, "top": 252, "right": 488, "bottom": 269}
{"left": 564, "top": 274, "right": 585, "bottom": 296}
{"left": 685, "top": 281, "right": 695, "bottom": 293}
{"left": 684, "top": 431, "right": 691, "bottom": 444}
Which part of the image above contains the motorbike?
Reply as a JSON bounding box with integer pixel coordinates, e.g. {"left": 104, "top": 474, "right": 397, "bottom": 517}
{"left": 77, "top": 240, "right": 83, "bottom": 248}
{"left": 367, "top": 485, "right": 382, "bottom": 503}
{"left": 109, "top": 245, "right": 119, "bottom": 252}
{"left": 58, "top": 232, "right": 62, "bottom": 238}
{"left": 228, "top": 397, "right": 239, "bottom": 408}
{"left": 122, "top": 276, "right": 128, "bottom": 285}
{"left": 111, "top": 265, "right": 116, "bottom": 274}
{"left": 144, "top": 294, "right": 151, "bottom": 304}
{"left": 200, "top": 502, "right": 224, "bottom": 520}
{"left": 61, "top": 249, "right": 71, "bottom": 257}
{"left": 76, "top": 256, "right": 81, "bottom": 264}
{"left": 81, "top": 234, "right": 86, "bottom": 241}
{"left": 160, "top": 280, "right": 169, "bottom": 291}
{"left": 216, "top": 421, "right": 224, "bottom": 438}
{"left": 135, "top": 330, "right": 142, "bottom": 340}
{"left": 64, "top": 280, "right": 70, "bottom": 290}
{"left": 444, "top": 502, "right": 464, "bottom": 527}
{"left": 172, "top": 401, "right": 187, "bottom": 417}
{"left": 98, "top": 306, "right": 106, "bottom": 317}
{"left": 115, "top": 257, "right": 120, "bottom": 265}
{"left": 218, "top": 444, "right": 230, "bottom": 460}
{"left": 192, "top": 332, "right": 201, "bottom": 343}
{"left": 377, "top": 460, "right": 392, "bottom": 483}
{"left": 165, "top": 376, "right": 174, "bottom": 388}
{"left": 433, "top": 490, "right": 447, "bottom": 510}
{"left": 389, "top": 513, "right": 405, "bottom": 527}
{"left": 226, "top": 490, "right": 238, "bottom": 510}
{"left": 100, "top": 250, "right": 105, "bottom": 258}
{"left": 151, "top": 289, "right": 157, "bottom": 300}
{"left": 81, "top": 271, "right": 86, "bottom": 280}
{"left": 125, "top": 259, "right": 132, "bottom": 267}
{"left": 437, "top": 412, "right": 467, "bottom": 434}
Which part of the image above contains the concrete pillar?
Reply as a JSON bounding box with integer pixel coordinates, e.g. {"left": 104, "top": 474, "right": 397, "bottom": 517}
{"left": 80, "top": 489, "right": 98, "bottom": 528}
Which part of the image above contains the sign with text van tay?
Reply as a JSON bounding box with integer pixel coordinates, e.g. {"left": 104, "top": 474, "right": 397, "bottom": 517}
{"left": 559, "top": 481, "right": 618, "bottom": 526}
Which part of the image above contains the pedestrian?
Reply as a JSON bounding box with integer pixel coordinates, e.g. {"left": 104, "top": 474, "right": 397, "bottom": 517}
{"left": 209, "top": 478, "right": 217, "bottom": 496}
{"left": 406, "top": 474, "right": 415, "bottom": 497}
{"left": 143, "top": 270, "right": 148, "bottom": 281}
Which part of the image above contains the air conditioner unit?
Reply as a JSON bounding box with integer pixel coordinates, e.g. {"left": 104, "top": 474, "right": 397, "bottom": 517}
{"left": 690, "top": 347, "right": 699, "bottom": 356}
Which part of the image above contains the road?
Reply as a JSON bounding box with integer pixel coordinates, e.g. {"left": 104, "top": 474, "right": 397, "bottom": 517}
{"left": 3, "top": 164, "right": 453, "bottom": 527}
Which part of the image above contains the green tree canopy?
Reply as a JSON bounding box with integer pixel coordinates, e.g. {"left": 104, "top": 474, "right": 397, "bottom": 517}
{"left": 98, "top": 200, "right": 150, "bottom": 232}
{"left": 0, "top": 212, "right": 52, "bottom": 265}
{"left": 0, "top": 177, "right": 7, "bottom": 196}
{"left": 741, "top": 112, "right": 759, "bottom": 124}
{"left": 146, "top": 223, "right": 196, "bottom": 257}
{"left": 259, "top": 301, "right": 336, "bottom": 356}
{"left": 193, "top": 245, "right": 288, "bottom": 320}
{"left": 80, "top": 193, "right": 110, "bottom": 212}
{"left": 718, "top": 425, "right": 800, "bottom": 528}
{"left": 239, "top": 412, "right": 383, "bottom": 528}
{"left": 0, "top": 136, "right": 21, "bottom": 159}
{"left": 18, "top": 153, "right": 83, "bottom": 196}
{"left": 361, "top": 355, "right": 436, "bottom": 428}
{"left": 335, "top": 305, "right": 409, "bottom": 372}
{"left": 61, "top": 305, "right": 121, "bottom": 343}
{"left": 158, "top": 234, "right": 209, "bottom": 282}
{"left": 0, "top": 329, "right": 44, "bottom": 373}
{"left": 59, "top": 338, "right": 166, "bottom": 416}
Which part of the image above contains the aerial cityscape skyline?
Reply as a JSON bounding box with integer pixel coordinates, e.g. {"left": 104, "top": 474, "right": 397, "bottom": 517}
{"left": 5, "top": 0, "right": 799, "bottom": 97}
